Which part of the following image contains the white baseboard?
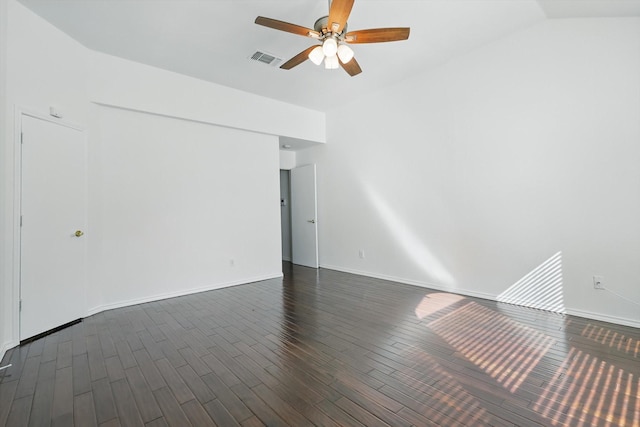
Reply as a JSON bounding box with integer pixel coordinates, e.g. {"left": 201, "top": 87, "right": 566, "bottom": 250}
{"left": 566, "top": 307, "right": 640, "bottom": 329}
{"left": 87, "top": 272, "right": 283, "bottom": 316}
{"left": 320, "top": 264, "right": 640, "bottom": 329}
{"left": 1, "top": 340, "right": 19, "bottom": 365}
{"left": 320, "top": 264, "right": 496, "bottom": 301}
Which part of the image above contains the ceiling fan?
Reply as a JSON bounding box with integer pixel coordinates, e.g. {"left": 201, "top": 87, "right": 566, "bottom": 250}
{"left": 255, "top": 0, "right": 410, "bottom": 76}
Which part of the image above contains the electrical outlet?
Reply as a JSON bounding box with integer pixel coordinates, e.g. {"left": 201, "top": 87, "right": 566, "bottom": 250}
{"left": 358, "top": 249, "right": 365, "bottom": 259}
{"left": 593, "top": 275, "right": 605, "bottom": 290}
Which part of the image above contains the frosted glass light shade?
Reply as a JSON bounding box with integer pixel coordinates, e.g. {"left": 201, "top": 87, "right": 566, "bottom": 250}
{"left": 308, "top": 46, "right": 324, "bottom": 65}
{"left": 324, "top": 55, "right": 339, "bottom": 69}
{"left": 322, "top": 38, "right": 338, "bottom": 57}
{"left": 337, "top": 44, "right": 354, "bottom": 63}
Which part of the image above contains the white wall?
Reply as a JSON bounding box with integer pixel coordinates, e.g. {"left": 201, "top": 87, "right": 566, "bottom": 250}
{"left": 89, "top": 106, "right": 281, "bottom": 312}
{"left": 300, "top": 18, "right": 640, "bottom": 327}
{"left": 279, "top": 150, "right": 296, "bottom": 170}
{"left": 1, "top": 0, "right": 325, "bottom": 359}
{"left": 88, "top": 52, "right": 326, "bottom": 144}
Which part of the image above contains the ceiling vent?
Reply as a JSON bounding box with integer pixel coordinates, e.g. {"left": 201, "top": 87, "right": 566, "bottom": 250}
{"left": 249, "top": 51, "right": 282, "bottom": 67}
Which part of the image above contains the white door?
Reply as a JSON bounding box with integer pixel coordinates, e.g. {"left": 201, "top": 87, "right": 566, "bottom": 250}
{"left": 20, "top": 114, "right": 87, "bottom": 340}
{"left": 291, "top": 164, "right": 319, "bottom": 268}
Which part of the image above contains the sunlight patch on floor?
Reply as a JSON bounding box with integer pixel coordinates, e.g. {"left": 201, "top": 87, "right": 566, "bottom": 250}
{"left": 582, "top": 323, "right": 640, "bottom": 358}
{"left": 414, "top": 292, "right": 466, "bottom": 320}
{"left": 428, "top": 301, "right": 555, "bottom": 393}
{"left": 533, "top": 347, "right": 639, "bottom": 426}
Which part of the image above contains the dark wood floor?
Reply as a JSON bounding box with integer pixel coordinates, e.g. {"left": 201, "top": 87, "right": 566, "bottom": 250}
{"left": 1, "top": 263, "right": 638, "bottom": 426}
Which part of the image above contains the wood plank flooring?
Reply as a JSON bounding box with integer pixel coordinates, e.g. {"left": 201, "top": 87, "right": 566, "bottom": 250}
{"left": 1, "top": 262, "right": 638, "bottom": 426}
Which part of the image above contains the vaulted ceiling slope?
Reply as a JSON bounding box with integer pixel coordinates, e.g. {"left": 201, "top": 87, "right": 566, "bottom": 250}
{"left": 19, "top": 0, "right": 640, "bottom": 112}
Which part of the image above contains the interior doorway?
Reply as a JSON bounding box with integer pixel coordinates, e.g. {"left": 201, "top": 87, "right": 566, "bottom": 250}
{"left": 279, "top": 170, "right": 292, "bottom": 261}
{"left": 280, "top": 165, "right": 320, "bottom": 268}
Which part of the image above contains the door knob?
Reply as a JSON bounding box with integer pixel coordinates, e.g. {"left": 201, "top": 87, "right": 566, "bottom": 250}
{"left": 307, "top": 219, "right": 316, "bottom": 224}
{"left": 75, "top": 230, "right": 84, "bottom": 237}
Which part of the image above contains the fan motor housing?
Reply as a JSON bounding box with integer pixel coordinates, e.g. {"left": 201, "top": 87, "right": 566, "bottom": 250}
{"left": 314, "top": 16, "right": 347, "bottom": 36}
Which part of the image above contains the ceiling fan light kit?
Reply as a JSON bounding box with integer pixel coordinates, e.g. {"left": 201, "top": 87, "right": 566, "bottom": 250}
{"left": 255, "top": 0, "right": 410, "bottom": 76}
{"left": 308, "top": 46, "right": 325, "bottom": 65}
{"left": 322, "top": 37, "right": 339, "bottom": 57}
{"left": 337, "top": 44, "right": 354, "bottom": 63}
{"left": 324, "top": 55, "right": 340, "bottom": 69}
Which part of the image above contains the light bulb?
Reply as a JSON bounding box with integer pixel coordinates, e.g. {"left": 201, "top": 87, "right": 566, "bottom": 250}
{"left": 324, "top": 55, "right": 339, "bottom": 69}
{"left": 337, "top": 44, "right": 354, "bottom": 64}
{"left": 308, "top": 46, "right": 324, "bottom": 66}
{"left": 322, "top": 38, "right": 338, "bottom": 57}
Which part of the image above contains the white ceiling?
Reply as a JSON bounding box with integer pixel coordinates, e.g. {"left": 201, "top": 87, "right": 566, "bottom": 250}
{"left": 539, "top": 0, "right": 640, "bottom": 18}
{"left": 19, "top": 0, "right": 640, "bottom": 115}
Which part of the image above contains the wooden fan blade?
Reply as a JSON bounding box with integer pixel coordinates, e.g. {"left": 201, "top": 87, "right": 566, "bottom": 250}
{"left": 327, "top": 0, "right": 354, "bottom": 34}
{"left": 255, "top": 16, "right": 321, "bottom": 39}
{"left": 339, "top": 56, "right": 362, "bottom": 77}
{"left": 345, "top": 27, "right": 410, "bottom": 44}
{"left": 280, "top": 46, "right": 318, "bottom": 70}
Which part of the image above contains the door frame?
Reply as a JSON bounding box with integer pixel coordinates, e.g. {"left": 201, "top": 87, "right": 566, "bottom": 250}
{"left": 12, "top": 106, "right": 86, "bottom": 342}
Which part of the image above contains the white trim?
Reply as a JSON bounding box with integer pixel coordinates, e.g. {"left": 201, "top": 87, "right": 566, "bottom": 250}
{"left": 17, "top": 106, "right": 84, "bottom": 131}
{"left": 86, "top": 273, "right": 283, "bottom": 316}
{"left": 566, "top": 307, "right": 640, "bottom": 329}
{"left": 320, "top": 264, "right": 496, "bottom": 301}
{"left": 11, "top": 108, "right": 21, "bottom": 345}
{"left": 0, "top": 0, "right": 8, "bottom": 368}
{"left": 4, "top": 273, "right": 285, "bottom": 358}
{"left": 12, "top": 106, "right": 87, "bottom": 342}
{"left": 92, "top": 101, "right": 276, "bottom": 140}
{"left": 0, "top": 340, "right": 18, "bottom": 364}
{"left": 321, "top": 264, "right": 640, "bottom": 329}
